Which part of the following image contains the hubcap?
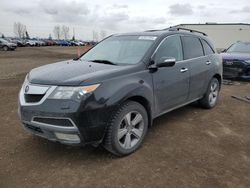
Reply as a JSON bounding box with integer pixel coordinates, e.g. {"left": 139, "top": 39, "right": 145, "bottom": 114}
{"left": 208, "top": 81, "right": 218, "bottom": 106}
{"left": 117, "top": 111, "right": 144, "bottom": 150}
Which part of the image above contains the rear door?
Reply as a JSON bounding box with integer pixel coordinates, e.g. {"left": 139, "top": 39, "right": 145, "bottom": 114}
{"left": 152, "top": 35, "right": 190, "bottom": 114}
{"left": 181, "top": 36, "right": 211, "bottom": 100}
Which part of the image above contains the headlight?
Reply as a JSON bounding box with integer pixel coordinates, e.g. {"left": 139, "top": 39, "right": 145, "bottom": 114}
{"left": 48, "top": 84, "right": 100, "bottom": 100}
{"left": 21, "top": 74, "right": 29, "bottom": 88}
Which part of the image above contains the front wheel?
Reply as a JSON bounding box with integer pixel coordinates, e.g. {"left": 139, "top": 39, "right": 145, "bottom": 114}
{"left": 3, "top": 46, "right": 8, "bottom": 51}
{"left": 199, "top": 78, "right": 220, "bottom": 109}
{"left": 103, "top": 101, "right": 148, "bottom": 156}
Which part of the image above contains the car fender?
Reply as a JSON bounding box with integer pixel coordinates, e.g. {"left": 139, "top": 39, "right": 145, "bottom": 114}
{"left": 92, "top": 72, "right": 154, "bottom": 114}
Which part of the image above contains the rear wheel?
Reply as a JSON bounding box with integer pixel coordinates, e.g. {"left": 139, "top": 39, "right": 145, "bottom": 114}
{"left": 103, "top": 101, "right": 148, "bottom": 156}
{"left": 199, "top": 78, "right": 220, "bottom": 109}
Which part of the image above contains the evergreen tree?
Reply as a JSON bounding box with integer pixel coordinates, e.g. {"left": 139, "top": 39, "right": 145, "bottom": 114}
{"left": 25, "top": 31, "right": 30, "bottom": 39}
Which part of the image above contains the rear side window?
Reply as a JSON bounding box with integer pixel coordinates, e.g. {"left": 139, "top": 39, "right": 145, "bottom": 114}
{"left": 201, "top": 39, "right": 214, "bottom": 55}
{"left": 182, "top": 36, "right": 203, "bottom": 59}
{"left": 154, "top": 35, "right": 183, "bottom": 62}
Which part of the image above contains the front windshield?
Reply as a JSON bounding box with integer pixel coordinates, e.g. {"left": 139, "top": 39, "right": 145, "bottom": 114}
{"left": 227, "top": 42, "right": 250, "bottom": 53}
{"left": 81, "top": 35, "right": 156, "bottom": 65}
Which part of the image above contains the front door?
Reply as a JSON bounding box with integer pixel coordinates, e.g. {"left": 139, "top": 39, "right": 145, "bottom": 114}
{"left": 152, "top": 35, "right": 190, "bottom": 114}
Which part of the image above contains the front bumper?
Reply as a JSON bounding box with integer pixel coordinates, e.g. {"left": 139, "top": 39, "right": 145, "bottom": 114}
{"left": 9, "top": 45, "right": 17, "bottom": 50}
{"left": 223, "top": 60, "right": 250, "bottom": 81}
{"left": 21, "top": 118, "right": 81, "bottom": 145}
{"left": 18, "top": 82, "right": 115, "bottom": 146}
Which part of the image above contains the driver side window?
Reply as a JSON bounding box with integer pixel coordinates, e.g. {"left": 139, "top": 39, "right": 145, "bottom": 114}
{"left": 154, "top": 35, "right": 183, "bottom": 62}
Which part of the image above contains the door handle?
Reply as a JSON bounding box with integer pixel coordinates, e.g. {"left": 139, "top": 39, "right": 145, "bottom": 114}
{"left": 206, "top": 61, "right": 211, "bottom": 65}
{"left": 180, "top": 68, "right": 188, "bottom": 73}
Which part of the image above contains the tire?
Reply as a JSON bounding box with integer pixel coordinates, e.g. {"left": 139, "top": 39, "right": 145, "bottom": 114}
{"left": 103, "top": 101, "right": 148, "bottom": 156}
{"left": 3, "top": 46, "right": 8, "bottom": 51}
{"left": 199, "top": 78, "right": 220, "bottom": 109}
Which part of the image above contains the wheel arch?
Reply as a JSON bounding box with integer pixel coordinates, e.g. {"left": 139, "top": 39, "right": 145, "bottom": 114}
{"left": 126, "top": 96, "right": 153, "bottom": 127}
{"left": 213, "top": 74, "right": 222, "bottom": 89}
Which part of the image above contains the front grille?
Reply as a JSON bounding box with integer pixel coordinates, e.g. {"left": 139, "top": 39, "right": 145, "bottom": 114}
{"left": 33, "top": 117, "right": 74, "bottom": 127}
{"left": 24, "top": 94, "right": 44, "bottom": 103}
{"left": 24, "top": 124, "right": 43, "bottom": 133}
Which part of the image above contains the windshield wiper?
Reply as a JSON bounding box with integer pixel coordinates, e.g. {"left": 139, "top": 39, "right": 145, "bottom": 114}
{"left": 89, "top": 59, "right": 117, "bottom": 65}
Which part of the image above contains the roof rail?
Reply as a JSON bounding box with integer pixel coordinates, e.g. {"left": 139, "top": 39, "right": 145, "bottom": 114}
{"left": 167, "top": 27, "right": 208, "bottom": 36}
{"left": 144, "top": 29, "right": 161, "bottom": 32}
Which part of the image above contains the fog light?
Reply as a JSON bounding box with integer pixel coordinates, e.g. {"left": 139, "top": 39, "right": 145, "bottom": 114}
{"left": 54, "top": 132, "right": 80, "bottom": 142}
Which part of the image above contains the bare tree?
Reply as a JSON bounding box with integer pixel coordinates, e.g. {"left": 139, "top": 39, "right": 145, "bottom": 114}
{"left": 61, "top": 25, "right": 70, "bottom": 40}
{"left": 53, "top": 25, "right": 61, "bottom": 40}
{"left": 13, "top": 22, "right": 27, "bottom": 39}
{"left": 92, "top": 30, "right": 99, "bottom": 42}
{"left": 100, "top": 30, "right": 107, "bottom": 40}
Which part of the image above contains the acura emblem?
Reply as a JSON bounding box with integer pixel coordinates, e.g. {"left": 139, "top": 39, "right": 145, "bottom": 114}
{"left": 25, "top": 85, "right": 29, "bottom": 93}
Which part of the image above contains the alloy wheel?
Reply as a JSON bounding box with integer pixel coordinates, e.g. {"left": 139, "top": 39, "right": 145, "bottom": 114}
{"left": 117, "top": 111, "right": 144, "bottom": 150}
{"left": 208, "top": 81, "right": 219, "bottom": 106}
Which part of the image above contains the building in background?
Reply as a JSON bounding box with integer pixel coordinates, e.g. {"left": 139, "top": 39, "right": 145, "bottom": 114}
{"left": 176, "top": 23, "right": 250, "bottom": 50}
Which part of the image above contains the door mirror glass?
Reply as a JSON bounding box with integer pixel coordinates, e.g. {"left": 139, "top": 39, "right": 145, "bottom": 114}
{"left": 157, "top": 57, "right": 176, "bottom": 67}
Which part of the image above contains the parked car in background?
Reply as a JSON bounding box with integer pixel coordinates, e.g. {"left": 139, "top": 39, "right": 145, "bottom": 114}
{"left": 221, "top": 41, "right": 250, "bottom": 81}
{"left": 67, "top": 41, "right": 76, "bottom": 46}
{"left": 0, "top": 38, "right": 17, "bottom": 51}
{"left": 25, "top": 40, "right": 37, "bottom": 47}
{"left": 76, "top": 41, "right": 85, "bottom": 46}
{"left": 43, "top": 39, "right": 57, "bottom": 46}
{"left": 68, "top": 41, "right": 84, "bottom": 46}
{"left": 56, "top": 40, "right": 71, "bottom": 46}
{"left": 18, "top": 27, "right": 222, "bottom": 156}
{"left": 12, "top": 39, "right": 26, "bottom": 47}
{"left": 36, "top": 39, "right": 46, "bottom": 46}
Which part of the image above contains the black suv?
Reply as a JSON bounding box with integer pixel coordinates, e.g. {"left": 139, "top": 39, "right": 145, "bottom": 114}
{"left": 18, "top": 28, "right": 222, "bottom": 156}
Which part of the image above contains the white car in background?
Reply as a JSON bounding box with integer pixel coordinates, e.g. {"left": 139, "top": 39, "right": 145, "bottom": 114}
{"left": 25, "top": 40, "right": 37, "bottom": 46}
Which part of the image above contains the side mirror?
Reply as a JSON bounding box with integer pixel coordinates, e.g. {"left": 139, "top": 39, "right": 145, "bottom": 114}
{"left": 220, "top": 49, "right": 227, "bottom": 53}
{"left": 157, "top": 57, "right": 176, "bottom": 67}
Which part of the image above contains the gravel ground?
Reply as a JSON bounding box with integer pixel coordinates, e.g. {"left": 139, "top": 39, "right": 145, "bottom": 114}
{"left": 0, "top": 47, "right": 250, "bottom": 188}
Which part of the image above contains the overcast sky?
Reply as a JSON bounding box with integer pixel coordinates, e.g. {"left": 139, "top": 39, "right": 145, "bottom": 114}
{"left": 0, "top": 0, "right": 249, "bottom": 40}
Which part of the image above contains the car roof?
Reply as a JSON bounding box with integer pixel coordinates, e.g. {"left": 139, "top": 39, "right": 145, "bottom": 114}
{"left": 113, "top": 27, "right": 215, "bottom": 50}
{"left": 114, "top": 27, "right": 210, "bottom": 41}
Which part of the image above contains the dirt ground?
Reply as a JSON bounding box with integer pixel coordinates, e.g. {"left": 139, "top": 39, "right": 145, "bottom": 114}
{"left": 0, "top": 47, "right": 250, "bottom": 188}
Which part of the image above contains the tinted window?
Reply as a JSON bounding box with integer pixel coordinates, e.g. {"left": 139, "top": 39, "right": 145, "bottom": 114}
{"left": 182, "top": 36, "right": 203, "bottom": 59}
{"left": 154, "top": 35, "right": 183, "bottom": 62}
{"left": 201, "top": 39, "right": 214, "bottom": 55}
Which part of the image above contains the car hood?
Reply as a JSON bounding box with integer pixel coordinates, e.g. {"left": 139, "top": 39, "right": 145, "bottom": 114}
{"left": 221, "top": 52, "right": 250, "bottom": 61}
{"left": 28, "top": 60, "right": 132, "bottom": 86}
